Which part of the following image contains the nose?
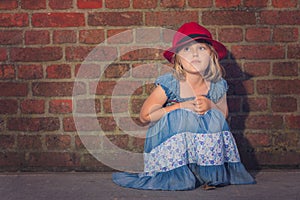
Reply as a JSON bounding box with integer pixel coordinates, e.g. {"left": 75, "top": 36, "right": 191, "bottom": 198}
{"left": 192, "top": 49, "right": 198, "bottom": 57}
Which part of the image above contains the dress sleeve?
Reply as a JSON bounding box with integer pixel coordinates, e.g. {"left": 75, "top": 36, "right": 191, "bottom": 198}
{"left": 209, "top": 78, "right": 228, "bottom": 103}
{"left": 155, "top": 73, "right": 175, "bottom": 99}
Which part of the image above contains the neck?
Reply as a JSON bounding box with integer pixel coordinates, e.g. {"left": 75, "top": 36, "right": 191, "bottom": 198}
{"left": 185, "top": 73, "right": 205, "bottom": 86}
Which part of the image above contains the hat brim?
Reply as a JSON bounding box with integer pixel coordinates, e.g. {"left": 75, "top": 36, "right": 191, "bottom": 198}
{"left": 163, "top": 36, "right": 227, "bottom": 63}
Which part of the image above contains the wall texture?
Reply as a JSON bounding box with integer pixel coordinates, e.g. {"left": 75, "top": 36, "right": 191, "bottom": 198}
{"left": 0, "top": 0, "right": 299, "bottom": 171}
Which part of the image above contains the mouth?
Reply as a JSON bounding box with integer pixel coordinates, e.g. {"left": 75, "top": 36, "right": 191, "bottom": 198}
{"left": 191, "top": 60, "right": 201, "bottom": 64}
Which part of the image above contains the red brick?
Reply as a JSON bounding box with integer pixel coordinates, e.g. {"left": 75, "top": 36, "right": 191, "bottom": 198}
{"left": 273, "top": 62, "right": 298, "bottom": 76}
{"left": 131, "top": 98, "right": 145, "bottom": 114}
{"left": 218, "top": 28, "right": 243, "bottom": 43}
{"left": 103, "top": 98, "right": 128, "bottom": 113}
{"left": 160, "top": 0, "right": 185, "bottom": 8}
{"left": 0, "top": 13, "right": 29, "bottom": 27}
{"left": 202, "top": 11, "right": 256, "bottom": 25}
{"left": 104, "top": 64, "right": 130, "bottom": 78}
{"left": 275, "top": 132, "right": 299, "bottom": 148}
{"left": 118, "top": 117, "right": 145, "bottom": 131}
{"left": 243, "top": 62, "right": 271, "bottom": 77}
{"left": 32, "top": 82, "right": 86, "bottom": 97}
{"left": 79, "top": 29, "right": 105, "bottom": 44}
{"left": 244, "top": 0, "right": 268, "bottom": 7}
{"left": 271, "top": 97, "right": 297, "bottom": 112}
{"left": 136, "top": 28, "right": 161, "bottom": 44}
{"left": 0, "top": 152, "right": 24, "bottom": 168}
{"left": 231, "top": 115, "right": 283, "bottom": 130}
{"left": 17, "top": 135, "right": 42, "bottom": 150}
{"left": 0, "top": 30, "right": 23, "bottom": 45}
{"left": 49, "top": 99, "right": 73, "bottom": 114}
{"left": 49, "top": 0, "right": 73, "bottom": 9}
{"left": 132, "top": 63, "right": 159, "bottom": 78}
{"left": 65, "top": 46, "right": 94, "bottom": 62}
{"left": 7, "top": 117, "right": 60, "bottom": 131}
{"left": 88, "top": 12, "right": 142, "bottom": 26}
{"left": 70, "top": 46, "right": 118, "bottom": 62}
{"left": 133, "top": 0, "right": 158, "bottom": 8}
{"left": 188, "top": 0, "right": 212, "bottom": 7}
{"left": 285, "top": 115, "right": 300, "bottom": 129}
{"left": 272, "top": 0, "right": 298, "bottom": 8}
{"left": 231, "top": 45, "right": 285, "bottom": 59}
{"left": 53, "top": 30, "right": 76, "bottom": 44}
{"left": 120, "top": 47, "right": 163, "bottom": 61}
{"left": 0, "top": 0, "right": 18, "bottom": 9}
{"left": 25, "top": 30, "right": 50, "bottom": 45}
{"left": 0, "top": 48, "right": 7, "bottom": 61}
{"left": 0, "top": 99, "right": 18, "bottom": 114}
{"left": 20, "top": 99, "right": 45, "bottom": 114}
{"left": 103, "top": 134, "right": 129, "bottom": 149}
{"left": 90, "top": 81, "right": 116, "bottom": 95}
{"left": 105, "top": 0, "right": 130, "bottom": 8}
{"left": 245, "top": 132, "right": 271, "bottom": 147}
{"left": 77, "top": 0, "right": 102, "bottom": 9}
{"left": 257, "top": 80, "right": 300, "bottom": 95}
{"left": 63, "top": 116, "right": 116, "bottom": 132}
{"left": 260, "top": 11, "right": 300, "bottom": 25}
{"left": 63, "top": 117, "right": 76, "bottom": 132}
{"left": 245, "top": 27, "right": 271, "bottom": 42}
{"left": 28, "top": 152, "right": 79, "bottom": 167}
{"left": 10, "top": 47, "right": 63, "bottom": 62}
{"left": 98, "top": 117, "right": 117, "bottom": 131}
{"left": 99, "top": 80, "right": 143, "bottom": 95}
{"left": 0, "top": 65, "right": 15, "bottom": 79}
{"left": 46, "top": 135, "right": 71, "bottom": 150}
{"left": 32, "top": 13, "right": 85, "bottom": 27}
{"left": 145, "top": 11, "right": 198, "bottom": 26}
{"left": 0, "top": 135, "right": 15, "bottom": 149}
{"left": 18, "top": 65, "right": 43, "bottom": 79}
{"left": 287, "top": 44, "right": 300, "bottom": 59}
{"left": 274, "top": 28, "right": 298, "bottom": 42}
{"left": 46, "top": 64, "right": 71, "bottom": 79}
{"left": 75, "top": 63, "right": 101, "bottom": 79}
{"left": 75, "top": 135, "right": 102, "bottom": 150}
{"left": 0, "top": 83, "right": 28, "bottom": 97}
{"left": 76, "top": 99, "right": 101, "bottom": 113}
{"left": 243, "top": 97, "right": 268, "bottom": 112}
{"left": 215, "top": 0, "right": 241, "bottom": 7}
{"left": 107, "top": 29, "right": 133, "bottom": 44}
{"left": 21, "top": 0, "right": 46, "bottom": 9}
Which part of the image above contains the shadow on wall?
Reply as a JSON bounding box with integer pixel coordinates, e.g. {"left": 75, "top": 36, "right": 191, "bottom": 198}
{"left": 221, "top": 52, "right": 259, "bottom": 171}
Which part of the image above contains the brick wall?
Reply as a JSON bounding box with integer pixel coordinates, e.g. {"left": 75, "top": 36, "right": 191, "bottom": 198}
{"left": 0, "top": 0, "right": 299, "bottom": 171}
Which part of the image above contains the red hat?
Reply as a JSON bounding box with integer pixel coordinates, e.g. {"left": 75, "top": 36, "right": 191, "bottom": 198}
{"left": 163, "top": 22, "right": 227, "bottom": 63}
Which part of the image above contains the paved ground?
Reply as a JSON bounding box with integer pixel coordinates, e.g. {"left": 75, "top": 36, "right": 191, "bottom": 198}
{"left": 0, "top": 170, "right": 299, "bottom": 200}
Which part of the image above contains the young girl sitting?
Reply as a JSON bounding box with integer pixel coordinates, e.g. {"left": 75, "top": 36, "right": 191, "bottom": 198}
{"left": 112, "top": 22, "right": 255, "bottom": 190}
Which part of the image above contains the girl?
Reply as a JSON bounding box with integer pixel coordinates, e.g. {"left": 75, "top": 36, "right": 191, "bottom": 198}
{"left": 112, "top": 22, "right": 255, "bottom": 190}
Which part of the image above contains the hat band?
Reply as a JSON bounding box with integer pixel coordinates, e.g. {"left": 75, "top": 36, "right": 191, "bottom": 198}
{"left": 177, "top": 34, "right": 211, "bottom": 45}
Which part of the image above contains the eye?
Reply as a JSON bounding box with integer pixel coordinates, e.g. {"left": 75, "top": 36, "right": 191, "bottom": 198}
{"left": 183, "top": 46, "right": 190, "bottom": 52}
{"left": 198, "top": 46, "right": 206, "bottom": 51}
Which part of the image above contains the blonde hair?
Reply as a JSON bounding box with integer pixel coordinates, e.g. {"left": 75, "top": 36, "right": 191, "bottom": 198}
{"left": 173, "top": 43, "right": 225, "bottom": 83}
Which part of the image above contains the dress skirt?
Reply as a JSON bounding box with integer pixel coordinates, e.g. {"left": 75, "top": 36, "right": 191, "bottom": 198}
{"left": 112, "top": 108, "right": 255, "bottom": 190}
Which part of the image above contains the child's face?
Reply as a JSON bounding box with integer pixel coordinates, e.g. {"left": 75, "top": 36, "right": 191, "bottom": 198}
{"left": 177, "top": 42, "right": 211, "bottom": 75}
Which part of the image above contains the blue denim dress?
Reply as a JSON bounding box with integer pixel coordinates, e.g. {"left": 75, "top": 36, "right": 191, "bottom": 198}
{"left": 112, "top": 73, "right": 255, "bottom": 190}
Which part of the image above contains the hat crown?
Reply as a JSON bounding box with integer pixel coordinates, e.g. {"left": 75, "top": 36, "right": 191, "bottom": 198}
{"left": 173, "top": 22, "right": 212, "bottom": 46}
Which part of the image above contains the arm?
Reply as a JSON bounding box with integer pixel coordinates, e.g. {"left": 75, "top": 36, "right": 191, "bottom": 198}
{"left": 139, "top": 85, "right": 179, "bottom": 123}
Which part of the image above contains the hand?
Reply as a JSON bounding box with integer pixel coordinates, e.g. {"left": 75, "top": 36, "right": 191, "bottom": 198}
{"left": 179, "top": 96, "right": 212, "bottom": 115}
{"left": 194, "top": 96, "right": 212, "bottom": 115}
